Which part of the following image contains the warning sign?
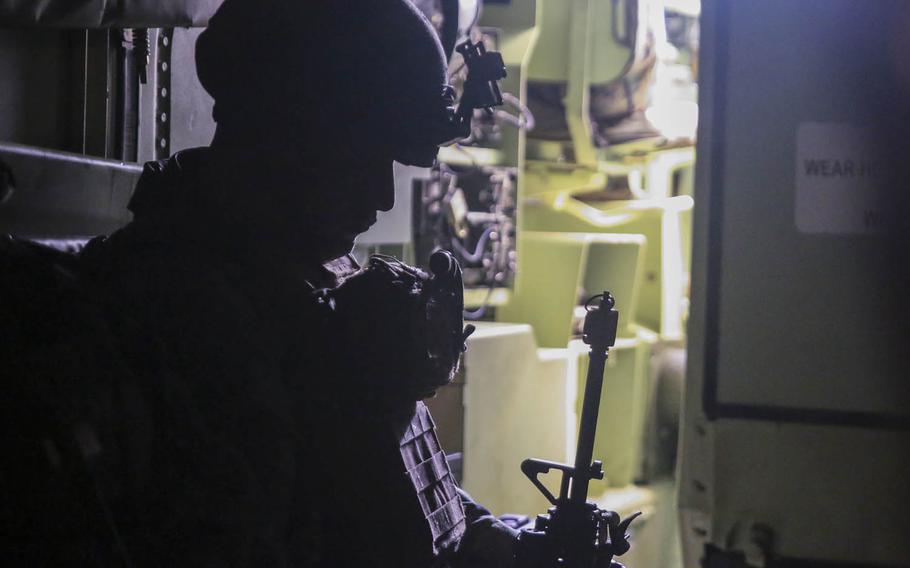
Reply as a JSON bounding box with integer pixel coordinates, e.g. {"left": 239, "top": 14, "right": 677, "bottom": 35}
{"left": 795, "top": 122, "right": 894, "bottom": 234}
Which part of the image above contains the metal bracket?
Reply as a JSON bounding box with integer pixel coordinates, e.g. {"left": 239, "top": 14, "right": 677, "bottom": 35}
{"left": 154, "top": 29, "right": 173, "bottom": 161}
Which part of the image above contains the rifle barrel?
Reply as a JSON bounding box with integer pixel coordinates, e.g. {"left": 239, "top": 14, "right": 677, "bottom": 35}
{"left": 570, "top": 347, "right": 608, "bottom": 503}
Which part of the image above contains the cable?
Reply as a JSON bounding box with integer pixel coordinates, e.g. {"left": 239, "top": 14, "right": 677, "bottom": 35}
{"left": 448, "top": 60, "right": 467, "bottom": 81}
{"left": 464, "top": 283, "right": 495, "bottom": 320}
{"left": 450, "top": 226, "right": 494, "bottom": 264}
{"left": 495, "top": 92, "right": 536, "bottom": 131}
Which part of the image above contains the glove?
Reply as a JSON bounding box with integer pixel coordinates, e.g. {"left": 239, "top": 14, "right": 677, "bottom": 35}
{"left": 452, "top": 489, "right": 520, "bottom": 568}
{"left": 321, "top": 251, "right": 474, "bottom": 403}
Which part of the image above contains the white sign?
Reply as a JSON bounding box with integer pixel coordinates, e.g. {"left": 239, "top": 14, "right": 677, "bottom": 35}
{"left": 795, "top": 122, "right": 894, "bottom": 234}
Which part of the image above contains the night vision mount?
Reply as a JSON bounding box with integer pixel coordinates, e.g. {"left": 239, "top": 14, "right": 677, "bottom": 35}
{"left": 446, "top": 39, "right": 507, "bottom": 142}
{"left": 394, "top": 39, "right": 506, "bottom": 166}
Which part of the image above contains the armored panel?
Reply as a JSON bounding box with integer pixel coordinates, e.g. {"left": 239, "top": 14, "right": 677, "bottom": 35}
{"left": 679, "top": 2, "right": 910, "bottom": 565}
{"left": 698, "top": 0, "right": 910, "bottom": 426}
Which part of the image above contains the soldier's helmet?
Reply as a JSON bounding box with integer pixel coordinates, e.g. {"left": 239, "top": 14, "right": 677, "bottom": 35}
{"left": 195, "top": 0, "right": 452, "bottom": 167}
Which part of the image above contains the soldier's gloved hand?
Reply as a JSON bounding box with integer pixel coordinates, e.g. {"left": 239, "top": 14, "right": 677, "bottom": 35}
{"left": 453, "top": 489, "right": 521, "bottom": 568}
{"left": 455, "top": 517, "right": 520, "bottom": 568}
{"left": 323, "top": 251, "right": 473, "bottom": 402}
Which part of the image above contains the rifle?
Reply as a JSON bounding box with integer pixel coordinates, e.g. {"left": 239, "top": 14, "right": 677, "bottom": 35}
{"left": 516, "top": 292, "right": 641, "bottom": 568}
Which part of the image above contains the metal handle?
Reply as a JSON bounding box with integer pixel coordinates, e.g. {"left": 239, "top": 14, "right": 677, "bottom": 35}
{"left": 611, "top": 0, "right": 638, "bottom": 49}
{"left": 521, "top": 458, "right": 575, "bottom": 506}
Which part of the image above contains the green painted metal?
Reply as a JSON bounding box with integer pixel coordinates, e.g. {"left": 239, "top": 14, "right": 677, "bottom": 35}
{"left": 460, "top": 322, "right": 655, "bottom": 512}
{"left": 565, "top": 0, "right": 598, "bottom": 166}
{"left": 525, "top": 0, "right": 573, "bottom": 82}
{"left": 587, "top": 0, "right": 637, "bottom": 84}
{"left": 520, "top": 191, "right": 692, "bottom": 339}
{"left": 475, "top": 0, "right": 539, "bottom": 169}
{"left": 470, "top": 3, "right": 694, "bottom": 565}
{"left": 526, "top": 0, "right": 635, "bottom": 84}
{"left": 497, "top": 231, "right": 646, "bottom": 348}
{"left": 496, "top": 232, "right": 589, "bottom": 347}
{"left": 524, "top": 0, "right": 637, "bottom": 164}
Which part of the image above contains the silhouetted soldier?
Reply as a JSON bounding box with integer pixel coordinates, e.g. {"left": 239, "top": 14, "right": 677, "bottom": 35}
{"left": 24, "top": 0, "right": 518, "bottom": 565}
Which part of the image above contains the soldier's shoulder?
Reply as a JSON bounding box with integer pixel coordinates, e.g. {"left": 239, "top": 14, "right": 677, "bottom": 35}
{"left": 84, "top": 226, "right": 243, "bottom": 300}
